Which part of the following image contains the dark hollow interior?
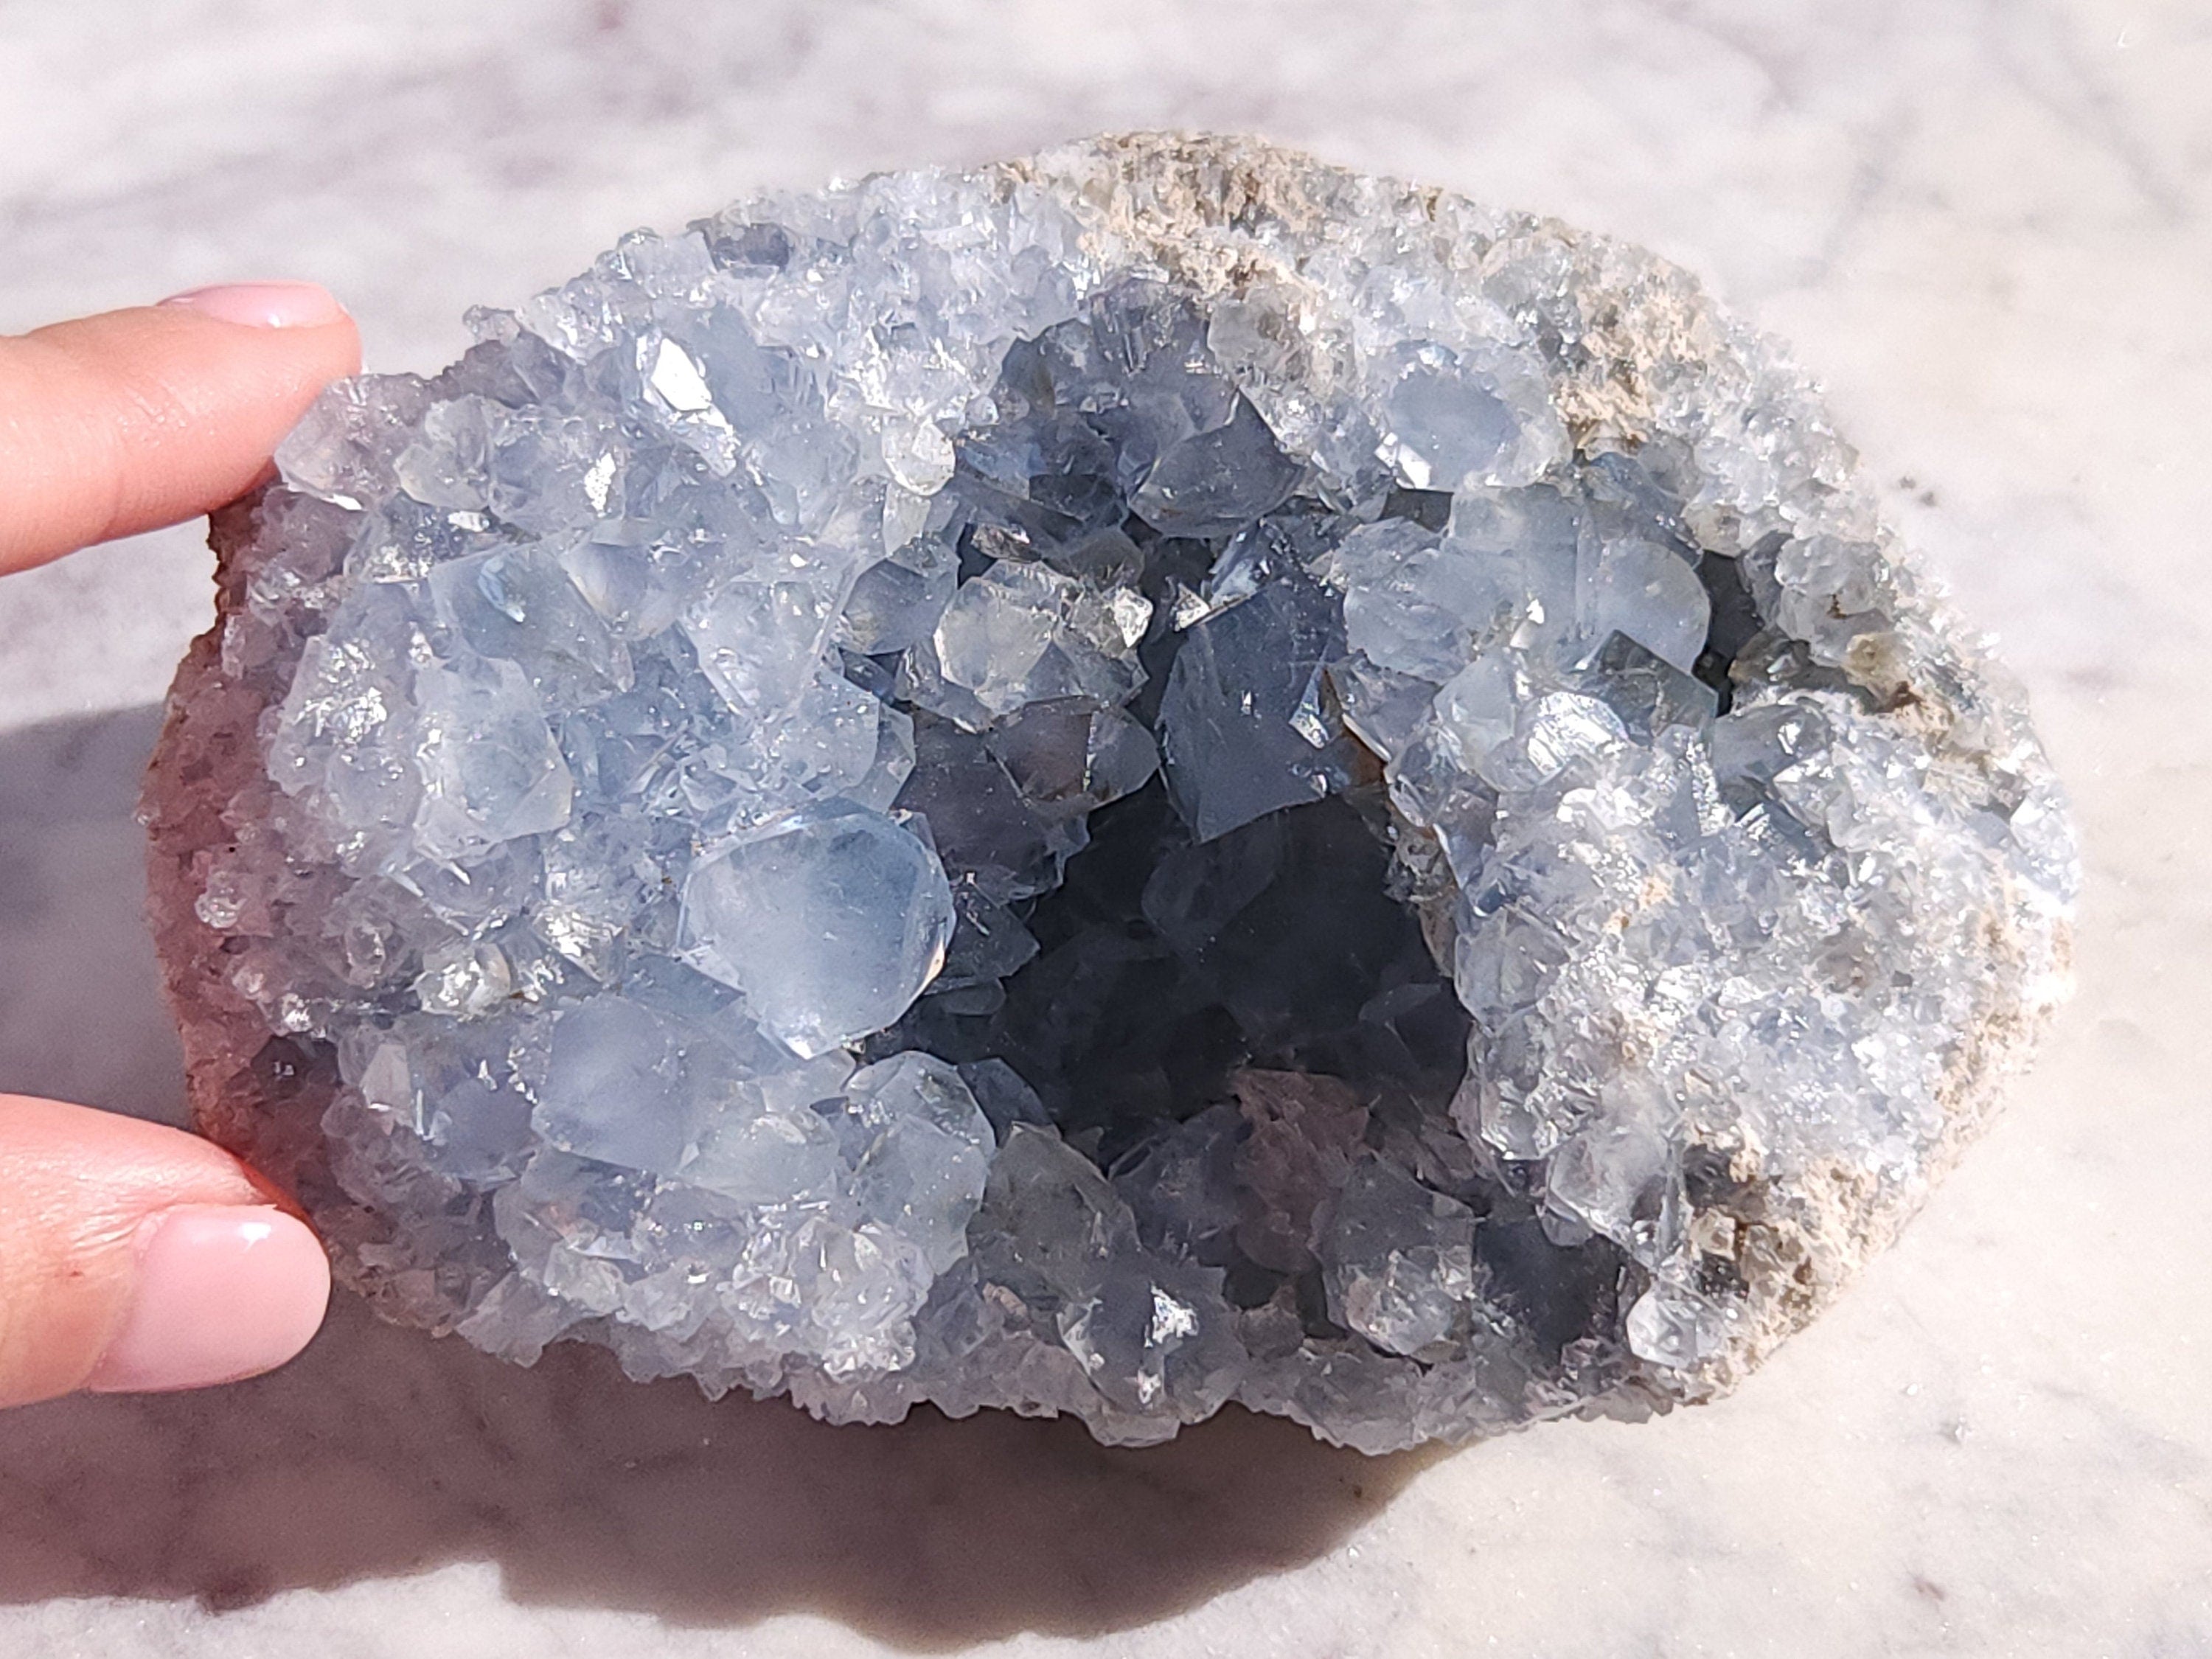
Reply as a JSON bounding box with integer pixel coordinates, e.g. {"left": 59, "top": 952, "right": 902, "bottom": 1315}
{"left": 880, "top": 780, "right": 1473, "bottom": 1171}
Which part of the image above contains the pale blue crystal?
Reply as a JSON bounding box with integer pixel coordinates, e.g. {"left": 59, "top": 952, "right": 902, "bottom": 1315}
{"left": 532, "top": 995, "right": 701, "bottom": 1174}
{"left": 1322, "top": 1157, "right": 1478, "bottom": 1357}
{"left": 1579, "top": 536, "right": 1711, "bottom": 675}
{"left": 1157, "top": 571, "right": 1350, "bottom": 841}
{"left": 840, "top": 1051, "right": 995, "bottom": 1271}
{"left": 413, "top": 656, "right": 575, "bottom": 860}
{"left": 429, "top": 545, "right": 633, "bottom": 703}
{"left": 678, "top": 801, "right": 955, "bottom": 1057}
{"left": 927, "top": 560, "right": 1150, "bottom": 719}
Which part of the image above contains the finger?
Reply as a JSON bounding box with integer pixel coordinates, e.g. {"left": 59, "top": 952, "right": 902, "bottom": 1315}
{"left": 0, "top": 1093, "right": 330, "bottom": 1408}
{"left": 0, "top": 283, "right": 361, "bottom": 576}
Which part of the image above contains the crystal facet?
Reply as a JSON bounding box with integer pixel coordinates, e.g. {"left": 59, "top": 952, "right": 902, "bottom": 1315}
{"left": 145, "top": 135, "right": 2074, "bottom": 1452}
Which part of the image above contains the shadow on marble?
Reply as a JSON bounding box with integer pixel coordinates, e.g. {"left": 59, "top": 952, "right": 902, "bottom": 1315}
{"left": 0, "top": 1269, "right": 1432, "bottom": 1645}
{"left": 0, "top": 705, "right": 1436, "bottom": 1646}
{"left": 0, "top": 706, "right": 191, "bottom": 1122}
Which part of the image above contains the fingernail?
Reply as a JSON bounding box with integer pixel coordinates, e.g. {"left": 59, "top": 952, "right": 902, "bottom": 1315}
{"left": 85, "top": 1205, "right": 331, "bottom": 1394}
{"left": 157, "top": 281, "right": 347, "bottom": 329}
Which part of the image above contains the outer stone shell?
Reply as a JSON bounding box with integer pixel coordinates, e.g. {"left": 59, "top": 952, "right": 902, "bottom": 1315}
{"left": 143, "top": 133, "right": 2074, "bottom": 1451}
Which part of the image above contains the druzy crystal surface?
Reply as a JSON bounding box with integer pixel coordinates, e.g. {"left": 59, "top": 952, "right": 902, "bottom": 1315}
{"left": 145, "top": 136, "right": 2075, "bottom": 1450}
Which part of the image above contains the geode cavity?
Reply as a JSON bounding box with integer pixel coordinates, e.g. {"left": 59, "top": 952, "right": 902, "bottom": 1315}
{"left": 144, "top": 135, "right": 2075, "bottom": 1450}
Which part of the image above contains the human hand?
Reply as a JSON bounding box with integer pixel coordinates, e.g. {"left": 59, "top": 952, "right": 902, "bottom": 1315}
{"left": 0, "top": 283, "right": 360, "bottom": 1406}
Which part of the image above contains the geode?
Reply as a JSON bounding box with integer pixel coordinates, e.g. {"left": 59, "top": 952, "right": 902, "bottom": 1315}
{"left": 144, "top": 134, "right": 2075, "bottom": 1451}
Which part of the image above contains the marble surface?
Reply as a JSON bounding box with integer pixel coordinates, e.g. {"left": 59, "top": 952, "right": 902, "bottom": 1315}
{"left": 0, "top": 1, "right": 2205, "bottom": 1654}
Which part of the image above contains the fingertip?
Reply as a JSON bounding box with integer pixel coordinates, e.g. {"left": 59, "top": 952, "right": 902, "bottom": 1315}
{"left": 0, "top": 1095, "right": 321, "bottom": 1407}
{"left": 158, "top": 280, "right": 350, "bottom": 331}
{"left": 0, "top": 292, "right": 362, "bottom": 573}
{"left": 83, "top": 1205, "right": 331, "bottom": 1395}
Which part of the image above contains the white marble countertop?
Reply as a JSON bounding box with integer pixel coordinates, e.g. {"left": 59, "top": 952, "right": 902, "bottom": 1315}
{"left": 0, "top": 2, "right": 2204, "bottom": 1655}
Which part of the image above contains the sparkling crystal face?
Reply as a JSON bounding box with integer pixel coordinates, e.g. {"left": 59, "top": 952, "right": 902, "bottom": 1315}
{"left": 145, "top": 139, "right": 2074, "bottom": 1450}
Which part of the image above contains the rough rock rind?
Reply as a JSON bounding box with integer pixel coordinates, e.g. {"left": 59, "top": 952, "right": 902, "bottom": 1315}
{"left": 144, "top": 134, "right": 2074, "bottom": 1450}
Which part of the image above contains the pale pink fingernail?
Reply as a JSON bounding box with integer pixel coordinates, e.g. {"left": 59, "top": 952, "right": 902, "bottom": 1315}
{"left": 85, "top": 1205, "right": 331, "bottom": 1394}
{"left": 157, "top": 280, "right": 347, "bottom": 329}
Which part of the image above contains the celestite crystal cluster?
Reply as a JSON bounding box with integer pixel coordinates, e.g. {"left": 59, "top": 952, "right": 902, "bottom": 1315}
{"left": 144, "top": 136, "right": 2075, "bottom": 1450}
